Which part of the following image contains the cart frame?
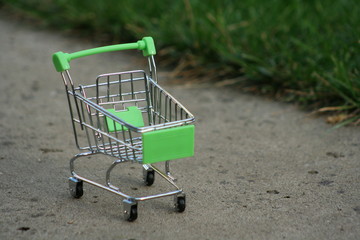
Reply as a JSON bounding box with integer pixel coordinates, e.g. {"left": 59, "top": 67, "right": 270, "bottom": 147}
{"left": 52, "top": 37, "right": 195, "bottom": 221}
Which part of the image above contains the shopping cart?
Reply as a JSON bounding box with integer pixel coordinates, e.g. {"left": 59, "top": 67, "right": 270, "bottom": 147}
{"left": 52, "top": 37, "right": 195, "bottom": 221}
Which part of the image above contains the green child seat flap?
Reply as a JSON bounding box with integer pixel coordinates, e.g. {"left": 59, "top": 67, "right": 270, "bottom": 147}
{"left": 105, "top": 106, "right": 144, "bottom": 132}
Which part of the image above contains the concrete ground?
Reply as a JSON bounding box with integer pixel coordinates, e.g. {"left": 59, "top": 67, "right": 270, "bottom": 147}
{"left": 0, "top": 16, "right": 359, "bottom": 240}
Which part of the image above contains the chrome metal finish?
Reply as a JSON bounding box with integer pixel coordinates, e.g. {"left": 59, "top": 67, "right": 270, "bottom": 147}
{"left": 135, "top": 190, "right": 183, "bottom": 201}
{"left": 57, "top": 45, "right": 195, "bottom": 220}
{"left": 106, "top": 159, "right": 125, "bottom": 191}
{"left": 150, "top": 164, "right": 180, "bottom": 189}
{"left": 165, "top": 161, "right": 177, "bottom": 182}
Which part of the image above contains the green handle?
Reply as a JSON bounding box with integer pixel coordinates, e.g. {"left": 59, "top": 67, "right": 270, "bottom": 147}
{"left": 52, "top": 36, "right": 156, "bottom": 72}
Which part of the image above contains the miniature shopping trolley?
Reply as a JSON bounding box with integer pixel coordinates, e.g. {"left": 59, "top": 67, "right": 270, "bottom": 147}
{"left": 52, "top": 37, "right": 195, "bottom": 221}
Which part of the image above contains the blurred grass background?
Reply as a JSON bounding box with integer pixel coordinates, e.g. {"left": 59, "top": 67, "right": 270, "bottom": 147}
{"left": 1, "top": 0, "right": 359, "bottom": 126}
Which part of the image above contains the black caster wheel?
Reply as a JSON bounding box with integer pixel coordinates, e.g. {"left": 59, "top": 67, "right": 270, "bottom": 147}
{"left": 144, "top": 169, "right": 155, "bottom": 186}
{"left": 123, "top": 199, "right": 138, "bottom": 222}
{"left": 69, "top": 177, "right": 83, "bottom": 198}
{"left": 127, "top": 205, "right": 138, "bottom": 222}
{"left": 175, "top": 195, "right": 186, "bottom": 213}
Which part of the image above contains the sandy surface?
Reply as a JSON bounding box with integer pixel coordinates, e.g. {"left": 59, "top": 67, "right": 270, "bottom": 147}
{"left": 0, "top": 16, "right": 359, "bottom": 240}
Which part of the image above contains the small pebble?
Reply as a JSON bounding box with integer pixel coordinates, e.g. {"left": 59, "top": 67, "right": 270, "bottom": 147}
{"left": 267, "top": 190, "right": 280, "bottom": 194}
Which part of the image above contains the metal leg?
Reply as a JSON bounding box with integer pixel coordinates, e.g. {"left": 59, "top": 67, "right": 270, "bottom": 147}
{"left": 70, "top": 151, "right": 97, "bottom": 177}
{"left": 69, "top": 151, "right": 131, "bottom": 199}
{"left": 106, "top": 159, "right": 126, "bottom": 191}
{"left": 165, "top": 161, "right": 176, "bottom": 182}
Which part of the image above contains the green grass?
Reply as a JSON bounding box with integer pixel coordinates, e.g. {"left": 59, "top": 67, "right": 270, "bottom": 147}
{"left": 2, "top": 0, "right": 359, "bottom": 125}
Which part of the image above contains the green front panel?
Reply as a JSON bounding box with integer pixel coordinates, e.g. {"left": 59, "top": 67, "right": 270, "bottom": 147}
{"left": 142, "top": 125, "right": 195, "bottom": 164}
